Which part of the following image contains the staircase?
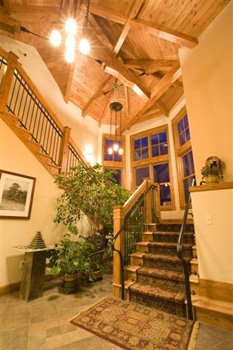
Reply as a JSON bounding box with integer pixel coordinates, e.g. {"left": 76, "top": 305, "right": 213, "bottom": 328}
{"left": 0, "top": 48, "right": 86, "bottom": 178}
{"left": 125, "top": 222, "right": 195, "bottom": 317}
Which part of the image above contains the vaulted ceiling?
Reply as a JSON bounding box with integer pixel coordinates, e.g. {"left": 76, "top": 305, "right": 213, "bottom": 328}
{"left": 0, "top": 0, "right": 230, "bottom": 131}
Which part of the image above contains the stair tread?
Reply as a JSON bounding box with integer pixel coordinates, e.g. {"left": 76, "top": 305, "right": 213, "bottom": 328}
{"left": 136, "top": 242, "right": 149, "bottom": 246}
{"left": 154, "top": 231, "right": 194, "bottom": 235}
{"left": 125, "top": 280, "right": 136, "bottom": 289}
{"left": 129, "top": 252, "right": 145, "bottom": 258}
{"left": 126, "top": 265, "right": 141, "bottom": 272}
{"left": 189, "top": 274, "right": 199, "bottom": 283}
{"left": 191, "top": 295, "right": 233, "bottom": 316}
{"left": 129, "top": 282, "right": 185, "bottom": 302}
{"left": 144, "top": 253, "right": 189, "bottom": 262}
{"left": 149, "top": 242, "right": 193, "bottom": 248}
{"left": 190, "top": 258, "right": 198, "bottom": 264}
{"left": 137, "top": 266, "right": 185, "bottom": 281}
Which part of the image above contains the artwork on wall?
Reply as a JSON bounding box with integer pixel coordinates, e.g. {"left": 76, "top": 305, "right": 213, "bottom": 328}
{"left": 0, "top": 170, "right": 36, "bottom": 219}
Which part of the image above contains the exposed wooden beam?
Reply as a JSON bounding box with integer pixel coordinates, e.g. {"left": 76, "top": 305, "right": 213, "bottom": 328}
{"left": 120, "top": 63, "right": 181, "bottom": 131}
{"left": 155, "top": 101, "right": 169, "bottom": 117}
{"left": 90, "top": 3, "right": 126, "bottom": 25}
{"left": 124, "top": 59, "right": 178, "bottom": 71}
{"left": 89, "top": 4, "right": 198, "bottom": 48}
{"left": 82, "top": 76, "right": 112, "bottom": 117}
{"left": 124, "top": 86, "right": 130, "bottom": 118}
{"left": 130, "top": 19, "right": 198, "bottom": 48}
{"left": 112, "top": 0, "right": 144, "bottom": 55}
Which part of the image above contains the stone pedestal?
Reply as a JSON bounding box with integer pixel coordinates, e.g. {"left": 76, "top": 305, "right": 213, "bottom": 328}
{"left": 20, "top": 250, "right": 47, "bottom": 301}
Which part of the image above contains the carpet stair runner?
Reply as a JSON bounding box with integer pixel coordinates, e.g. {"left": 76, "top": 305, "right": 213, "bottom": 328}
{"left": 126, "top": 223, "right": 195, "bottom": 318}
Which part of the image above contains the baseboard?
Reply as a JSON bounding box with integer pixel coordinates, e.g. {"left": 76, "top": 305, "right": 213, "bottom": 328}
{"left": 160, "top": 219, "right": 194, "bottom": 224}
{"left": 0, "top": 274, "right": 60, "bottom": 297}
{"left": 197, "top": 278, "right": 233, "bottom": 303}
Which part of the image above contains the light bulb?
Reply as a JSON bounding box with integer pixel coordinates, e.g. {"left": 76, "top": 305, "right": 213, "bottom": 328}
{"left": 108, "top": 147, "right": 113, "bottom": 155}
{"left": 65, "top": 48, "right": 75, "bottom": 63}
{"left": 79, "top": 38, "right": 90, "bottom": 55}
{"left": 118, "top": 148, "right": 123, "bottom": 155}
{"left": 113, "top": 143, "right": 119, "bottom": 151}
{"left": 65, "top": 18, "right": 77, "bottom": 35}
{"left": 65, "top": 35, "right": 76, "bottom": 50}
{"left": 50, "top": 29, "right": 61, "bottom": 47}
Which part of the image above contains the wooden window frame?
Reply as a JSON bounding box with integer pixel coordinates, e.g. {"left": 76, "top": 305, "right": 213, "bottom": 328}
{"left": 130, "top": 126, "right": 175, "bottom": 211}
{"left": 172, "top": 106, "right": 195, "bottom": 209}
{"left": 102, "top": 133, "right": 126, "bottom": 187}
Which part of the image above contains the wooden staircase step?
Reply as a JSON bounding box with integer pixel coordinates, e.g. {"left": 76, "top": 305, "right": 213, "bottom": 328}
{"left": 124, "top": 280, "right": 136, "bottom": 300}
{"left": 136, "top": 241, "right": 149, "bottom": 253}
{"left": 142, "top": 232, "right": 153, "bottom": 242}
{"left": 191, "top": 295, "right": 233, "bottom": 330}
{"left": 129, "top": 252, "right": 145, "bottom": 266}
{"left": 190, "top": 258, "right": 198, "bottom": 274}
{"left": 189, "top": 274, "right": 199, "bottom": 284}
{"left": 125, "top": 265, "right": 141, "bottom": 281}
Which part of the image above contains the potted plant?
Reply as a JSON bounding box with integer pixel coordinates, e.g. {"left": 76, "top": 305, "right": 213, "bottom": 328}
{"left": 201, "top": 157, "right": 223, "bottom": 184}
{"left": 47, "top": 231, "right": 95, "bottom": 294}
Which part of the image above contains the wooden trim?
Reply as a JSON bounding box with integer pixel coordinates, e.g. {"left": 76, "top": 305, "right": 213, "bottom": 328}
{"left": 59, "top": 126, "right": 71, "bottom": 172}
{"left": 197, "top": 279, "right": 233, "bottom": 303}
{"left": 190, "top": 182, "right": 233, "bottom": 193}
{"left": 0, "top": 282, "right": 20, "bottom": 297}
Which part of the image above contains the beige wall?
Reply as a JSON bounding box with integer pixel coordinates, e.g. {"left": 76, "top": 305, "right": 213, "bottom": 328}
{"left": 0, "top": 120, "right": 65, "bottom": 287}
{"left": 191, "top": 188, "right": 233, "bottom": 284}
{"left": 179, "top": 2, "right": 233, "bottom": 184}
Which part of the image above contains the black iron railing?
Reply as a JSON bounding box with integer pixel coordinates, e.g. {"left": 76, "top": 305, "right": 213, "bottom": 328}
{"left": 113, "top": 183, "right": 158, "bottom": 299}
{"left": 66, "top": 142, "right": 84, "bottom": 173}
{"left": 177, "top": 179, "right": 195, "bottom": 320}
{"left": 6, "top": 69, "right": 63, "bottom": 166}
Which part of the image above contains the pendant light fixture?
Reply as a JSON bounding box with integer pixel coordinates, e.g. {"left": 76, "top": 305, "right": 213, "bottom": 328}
{"left": 108, "top": 83, "right": 124, "bottom": 156}
{"left": 49, "top": 0, "right": 90, "bottom": 62}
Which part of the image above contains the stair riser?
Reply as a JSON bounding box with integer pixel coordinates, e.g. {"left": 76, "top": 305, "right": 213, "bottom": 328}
{"left": 130, "top": 256, "right": 143, "bottom": 266}
{"left": 136, "top": 245, "right": 149, "bottom": 254}
{"left": 148, "top": 245, "right": 192, "bottom": 258}
{"left": 194, "top": 307, "right": 233, "bottom": 331}
{"left": 142, "top": 233, "right": 153, "bottom": 242}
{"left": 190, "top": 263, "right": 198, "bottom": 274}
{"left": 156, "top": 224, "right": 194, "bottom": 233}
{"left": 153, "top": 234, "right": 194, "bottom": 244}
{"left": 143, "top": 258, "right": 187, "bottom": 273}
{"left": 129, "top": 291, "right": 186, "bottom": 317}
{"left": 137, "top": 274, "right": 185, "bottom": 293}
{"left": 126, "top": 270, "right": 137, "bottom": 281}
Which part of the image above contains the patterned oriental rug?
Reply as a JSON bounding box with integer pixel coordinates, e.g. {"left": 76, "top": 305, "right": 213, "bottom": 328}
{"left": 70, "top": 297, "right": 199, "bottom": 350}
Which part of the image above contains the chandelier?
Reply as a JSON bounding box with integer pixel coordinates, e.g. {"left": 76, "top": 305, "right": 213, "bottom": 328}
{"left": 108, "top": 84, "right": 123, "bottom": 156}
{"left": 49, "top": 0, "right": 90, "bottom": 62}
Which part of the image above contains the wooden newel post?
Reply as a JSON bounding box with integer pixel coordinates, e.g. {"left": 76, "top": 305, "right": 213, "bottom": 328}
{"left": 0, "top": 51, "right": 19, "bottom": 112}
{"left": 113, "top": 206, "right": 125, "bottom": 298}
{"left": 145, "top": 179, "right": 152, "bottom": 225}
{"left": 59, "top": 126, "right": 71, "bottom": 173}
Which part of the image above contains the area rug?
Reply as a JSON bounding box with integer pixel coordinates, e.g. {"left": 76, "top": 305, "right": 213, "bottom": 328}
{"left": 70, "top": 297, "right": 199, "bottom": 350}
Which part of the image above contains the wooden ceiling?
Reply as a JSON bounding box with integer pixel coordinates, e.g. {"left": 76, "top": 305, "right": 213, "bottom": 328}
{"left": 0, "top": 0, "right": 230, "bottom": 131}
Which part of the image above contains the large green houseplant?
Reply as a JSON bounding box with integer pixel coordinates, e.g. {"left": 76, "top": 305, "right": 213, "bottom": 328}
{"left": 54, "top": 162, "right": 129, "bottom": 234}
{"left": 47, "top": 231, "right": 95, "bottom": 294}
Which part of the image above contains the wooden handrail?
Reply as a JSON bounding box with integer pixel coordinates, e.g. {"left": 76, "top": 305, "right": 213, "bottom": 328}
{"left": 122, "top": 179, "right": 149, "bottom": 216}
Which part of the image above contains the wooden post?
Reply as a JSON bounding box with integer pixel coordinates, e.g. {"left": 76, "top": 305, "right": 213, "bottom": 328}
{"left": 113, "top": 206, "right": 125, "bottom": 298}
{"left": 145, "top": 179, "right": 152, "bottom": 225}
{"left": 0, "top": 51, "right": 19, "bottom": 112}
{"left": 154, "top": 183, "right": 161, "bottom": 221}
{"left": 59, "top": 126, "right": 71, "bottom": 173}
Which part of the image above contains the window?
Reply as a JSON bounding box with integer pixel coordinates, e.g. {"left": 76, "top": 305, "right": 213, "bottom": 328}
{"left": 134, "top": 137, "right": 149, "bottom": 161}
{"left": 172, "top": 108, "right": 196, "bottom": 208}
{"left": 135, "top": 166, "right": 149, "bottom": 187}
{"left": 130, "top": 126, "right": 174, "bottom": 210}
{"left": 153, "top": 163, "right": 171, "bottom": 206}
{"left": 105, "top": 168, "right": 122, "bottom": 185}
{"left": 102, "top": 134, "right": 125, "bottom": 187}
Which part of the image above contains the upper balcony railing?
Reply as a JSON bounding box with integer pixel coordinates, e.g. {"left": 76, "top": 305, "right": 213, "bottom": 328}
{"left": 0, "top": 48, "right": 86, "bottom": 173}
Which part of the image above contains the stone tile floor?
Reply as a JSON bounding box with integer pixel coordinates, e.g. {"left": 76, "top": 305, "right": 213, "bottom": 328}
{"left": 0, "top": 274, "right": 232, "bottom": 350}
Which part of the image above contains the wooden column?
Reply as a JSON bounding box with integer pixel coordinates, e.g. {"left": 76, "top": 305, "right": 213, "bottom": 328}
{"left": 154, "top": 183, "right": 161, "bottom": 221}
{"left": 145, "top": 180, "right": 152, "bottom": 225}
{"left": 59, "top": 126, "right": 71, "bottom": 173}
{"left": 0, "top": 52, "right": 19, "bottom": 112}
{"left": 113, "top": 206, "right": 125, "bottom": 298}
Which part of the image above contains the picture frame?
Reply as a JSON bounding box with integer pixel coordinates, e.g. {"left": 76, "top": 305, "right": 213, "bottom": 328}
{"left": 0, "top": 170, "right": 36, "bottom": 219}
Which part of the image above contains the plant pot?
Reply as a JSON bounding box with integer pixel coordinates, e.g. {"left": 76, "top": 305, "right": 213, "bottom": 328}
{"left": 58, "top": 273, "right": 80, "bottom": 294}
{"left": 204, "top": 175, "right": 219, "bottom": 184}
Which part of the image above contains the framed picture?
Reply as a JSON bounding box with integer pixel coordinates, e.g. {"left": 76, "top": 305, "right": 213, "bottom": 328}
{"left": 0, "top": 170, "right": 36, "bottom": 219}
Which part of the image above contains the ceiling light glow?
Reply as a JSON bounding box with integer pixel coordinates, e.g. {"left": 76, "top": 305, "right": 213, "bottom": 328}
{"left": 50, "top": 29, "right": 61, "bottom": 47}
